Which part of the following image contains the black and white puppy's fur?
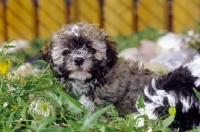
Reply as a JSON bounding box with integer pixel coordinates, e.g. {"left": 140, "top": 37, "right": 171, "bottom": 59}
{"left": 138, "top": 51, "right": 200, "bottom": 131}
{"left": 40, "top": 22, "right": 156, "bottom": 115}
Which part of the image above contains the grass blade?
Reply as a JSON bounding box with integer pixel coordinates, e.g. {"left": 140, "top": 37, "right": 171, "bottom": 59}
{"left": 36, "top": 116, "right": 56, "bottom": 132}
{"left": 81, "top": 105, "right": 112, "bottom": 130}
{"left": 58, "top": 91, "right": 83, "bottom": 113}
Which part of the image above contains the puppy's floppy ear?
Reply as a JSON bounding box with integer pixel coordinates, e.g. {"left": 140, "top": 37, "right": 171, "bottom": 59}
{"left": 105, "top": 37, "right": 118, "bottom": 68}
{"left": 40, "top": 41, "right": 53, "bottom": 64}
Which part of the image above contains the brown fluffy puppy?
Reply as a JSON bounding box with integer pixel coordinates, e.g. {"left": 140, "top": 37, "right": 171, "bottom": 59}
{"left": 40, "top": 22, "right": 156, "bottom": 115}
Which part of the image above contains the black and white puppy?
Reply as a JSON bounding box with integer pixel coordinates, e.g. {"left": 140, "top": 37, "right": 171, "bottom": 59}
{"left": 40, "top": 22, "right": 157, "bottom": 115}
{"left": 138, "top": 52, "right": 200, "bottom": 131}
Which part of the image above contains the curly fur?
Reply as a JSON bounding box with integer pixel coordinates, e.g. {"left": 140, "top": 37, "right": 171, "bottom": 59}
{"left": 138, "top": 53, "right": 200, "bottom": 131}
{"left": 40, "top": 22, "right": 156, "bottom": 115}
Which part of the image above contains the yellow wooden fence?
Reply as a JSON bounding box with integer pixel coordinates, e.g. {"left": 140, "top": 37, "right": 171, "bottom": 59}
{"left": 0, "top": 0, "right": 200, "bottom": 43}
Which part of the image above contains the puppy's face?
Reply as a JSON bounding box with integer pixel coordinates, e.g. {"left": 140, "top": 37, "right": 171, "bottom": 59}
{"left": 51, "top": 35, "right": 107, "bottom": 81}
{"left": 41, "top": 22, "right": 117, "bottom": 81}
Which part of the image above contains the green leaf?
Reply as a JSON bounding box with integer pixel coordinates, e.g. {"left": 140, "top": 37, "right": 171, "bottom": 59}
{"left": 36, "top": 116, "right": 56, "bottom": 132}
{"left": 6, "top": 111, "right": 16, "bottom": 130}
{"left": 2, "top": 38, "right": 16, "bottom": 49}
{"left": 67, "top": 120, "right": 82, "bottom": 130}
{"left": 128, "top": 116, "right": 136, "bottom": 132}
{"left": 162, "top": 115, "right": 175, "bottom": 128}
{"left": 45, "top": 91, "right": 62, "bottom": 107}
{"left": 39, "top": 128, "right": 70, "bottom": 132}
{"left": 5, "top": 39, "right": 15, "bottom": 44}
{"left": 58, "top": 91, "right": 83, "bottom": 113}
{"left": 105, "top": 126, "right": 116, "bottom": 132}
{"left": 108, "top": 106, "right": 118, "bottom": 117}
{"left": 81, "top": 105, "right": 112, "bottom": 130}
{"left": 137, "top": 94, "right": 145, "bottom": 108}
{"left": 33, "top": 60, "right": 48, "bottom": 65}
{"left": 21, "top": 107, "right": 27, "bottom": 120}
{"left": 193, "top": 88, "right": 200, "bottom": 101}
{"left": 3, "top": 45, "right": 16, "bottom": 49}
{"left": 33, "top": 60, "right": 49, "bottom": 68}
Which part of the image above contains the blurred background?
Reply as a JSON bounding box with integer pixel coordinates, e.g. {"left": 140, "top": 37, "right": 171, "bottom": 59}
{"left": 0, "top": 0, "right": 200, "bottom": 41}
{"left": 1, "top": 0, "right": 200, "bottom": 74}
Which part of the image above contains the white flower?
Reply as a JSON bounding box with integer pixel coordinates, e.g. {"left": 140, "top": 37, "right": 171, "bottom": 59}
{"left": 3, "top": 102, "right": 8, "bottom": 107}
{"left": 184, "top": 37, "right": 191, "bottom": 43}
{"left": 187, "top": 30, "right": 195, "bottom": 36}
{"left": 28, "top": 97, "right": 56, "bottom": 120}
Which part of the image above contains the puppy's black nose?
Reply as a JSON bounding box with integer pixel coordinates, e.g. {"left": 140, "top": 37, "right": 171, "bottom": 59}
{"left": 74, "top": 57, "right": 84, "bottom": 66}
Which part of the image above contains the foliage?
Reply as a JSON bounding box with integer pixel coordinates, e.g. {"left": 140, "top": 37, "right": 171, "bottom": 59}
{"left": 112, "top": 27, "right": 166, "bottom": 52}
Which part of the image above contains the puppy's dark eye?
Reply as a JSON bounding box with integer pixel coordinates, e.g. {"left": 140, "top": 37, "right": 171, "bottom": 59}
{"left": 62, "top": 50, "right": 71, "bottom": 55}
{"left": 85, "top": 42, "right": 92, "bottom": 48}
{"left": 89, "top": 48, "right": 96, "bottom": 54}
